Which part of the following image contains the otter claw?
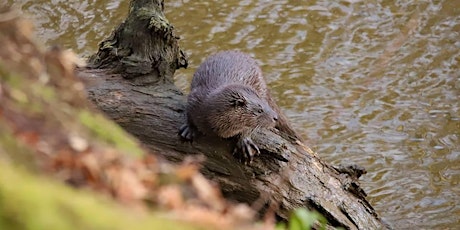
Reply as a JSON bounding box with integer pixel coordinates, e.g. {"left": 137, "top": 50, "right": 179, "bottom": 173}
{"left": 233, "top": 137, "right": 260, "bottom": 164}
{"left": 179, "top": 123, "right": 196, "bottom": 141}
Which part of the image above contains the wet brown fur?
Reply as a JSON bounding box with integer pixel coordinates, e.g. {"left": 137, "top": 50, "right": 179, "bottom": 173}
{"left": 180, "top": 51, "right": 300, "bottom": 161}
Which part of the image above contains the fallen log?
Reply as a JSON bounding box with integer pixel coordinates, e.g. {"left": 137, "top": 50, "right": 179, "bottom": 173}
{"left": 80, "top": 0, "right": 388, "bottom": 229}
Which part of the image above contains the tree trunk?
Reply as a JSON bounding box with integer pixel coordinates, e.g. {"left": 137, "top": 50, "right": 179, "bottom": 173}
{"left": 81, "top": 0, "right": 388, "bottom": 229}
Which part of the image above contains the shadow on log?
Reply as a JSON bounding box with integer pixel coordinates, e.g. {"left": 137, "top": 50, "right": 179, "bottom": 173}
{"left": 79, "top": 0, "right": 388, "bottom": 229}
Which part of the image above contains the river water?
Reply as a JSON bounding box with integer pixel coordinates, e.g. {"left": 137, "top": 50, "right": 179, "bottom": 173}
{"left": 7, "top": 0, "right": 459, "bottom": 229}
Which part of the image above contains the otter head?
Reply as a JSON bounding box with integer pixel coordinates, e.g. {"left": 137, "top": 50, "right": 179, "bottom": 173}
{"left": 205, "top": 84, "right": 278, "bottom": 138}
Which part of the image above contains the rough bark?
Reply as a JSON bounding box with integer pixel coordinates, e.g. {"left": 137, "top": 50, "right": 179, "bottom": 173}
{"left": 82, "top": 0, "right": 388, "bottom": 229}
{"left": 88, "top": 0, "right": 187, "bottom": 84}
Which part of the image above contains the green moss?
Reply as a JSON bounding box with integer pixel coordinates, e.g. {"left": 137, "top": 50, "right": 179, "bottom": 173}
{"left": 281, "top": 209, "right": 328, "bottom": 230}
{"left": 2, "top": 58, "right": 144, "bottom": 157}
{"left": 0, "top": 65, "right": 22, "bottom": 87}
{"left": 0, "top": 66, "right": 45, "bottom": 114}
{"left": 78, "top": 110, "right": 144, "bottom": 157}
{"left": 0, "top": 161, "right": 207, "bottom": 230}
{"left": 0, "top": 123, "right": 38, "bottom": 171}
{"left": 31, "top": 81, "right": 56, "bottom": 103}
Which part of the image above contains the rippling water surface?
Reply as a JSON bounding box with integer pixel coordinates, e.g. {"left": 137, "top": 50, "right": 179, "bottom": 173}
{"left": 7, "top": 0, "right": 459, "bottom": 228}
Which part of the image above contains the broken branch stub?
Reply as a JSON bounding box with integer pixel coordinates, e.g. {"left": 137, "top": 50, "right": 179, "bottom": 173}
{"left": 88, "top": 0, "right": 187, "bottom": 83}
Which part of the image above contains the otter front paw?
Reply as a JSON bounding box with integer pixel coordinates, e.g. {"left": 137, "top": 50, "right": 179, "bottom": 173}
{"left": 179, "top": 123, "right": 197, "bottom": 141}
{"left": 233, "top": 137, "right": 260, "bottom": 164}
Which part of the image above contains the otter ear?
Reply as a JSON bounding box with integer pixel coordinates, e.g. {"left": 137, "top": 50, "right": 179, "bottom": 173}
{"left": 231, "top": 97, "right": 246, "bottom": 107}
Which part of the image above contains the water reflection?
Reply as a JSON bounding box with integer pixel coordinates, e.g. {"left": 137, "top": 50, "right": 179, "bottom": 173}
{"left": 6, "top": 0, "right": 129, "bottom": 56}
{"left": 7, "top": 0, "right": 459, "bottom": 228}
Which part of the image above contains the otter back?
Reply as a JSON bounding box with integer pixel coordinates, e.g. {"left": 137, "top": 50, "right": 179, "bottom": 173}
{"left": 190, "top": 51, "right": 268, "bottom": 99}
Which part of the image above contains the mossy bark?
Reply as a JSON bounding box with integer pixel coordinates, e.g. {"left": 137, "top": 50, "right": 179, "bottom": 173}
{"left": 87, "top": 0, "right": 187, "bottom": 84}
{"left": 82, "top": 0, "right": 389, "bottom": 229}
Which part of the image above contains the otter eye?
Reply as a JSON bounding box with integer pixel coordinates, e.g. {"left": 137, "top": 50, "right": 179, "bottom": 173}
{"left": 257, "top": 108, "right": 264, "bottom": 113}
{"left": 231, "top": 98, "right": 246, "bottom": 107}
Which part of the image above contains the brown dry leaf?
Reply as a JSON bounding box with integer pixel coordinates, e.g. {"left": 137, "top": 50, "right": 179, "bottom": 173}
{"left": 227, "top": 204, "right": 255, "bottom": 224}
{"left": 157, "top": 185, "right": 184, "bottom": 209}
{"left": 113, "top": 168, "right": 148, "bottom": 204}
{"left": 177, "top": 206, "right": 232, "bottom": 230}
{"left": 136, "top": 163, "right": 157, "bottom": 188}
{"left": 16, "top": 16, "right": 35, "bottom": 41}
{"left": 175, "top": 162, "right": 200, "bottom": 181}
{"left": 52, "top": 150, "right": 75, "bottom": 170}
{"left": 60, "top": 48, "right": 86, "bottom": 68}
{"left": 16, "top": 130, "right": 39, "bottom": 146}
{"left": 101, "top": 149, "right": 120, "bottom": 163}
{"left": 142, "top": 154, "right": 158, "bottom": 168}
{"left": 191, "top": 174, "right": 225, "bottom": 211}
{"left": 79, "top": 153, "right": 100, "bottom": 183}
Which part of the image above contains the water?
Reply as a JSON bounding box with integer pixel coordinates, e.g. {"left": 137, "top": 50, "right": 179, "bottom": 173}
{"left": 7, "top": 0, "right": 460, "bottom": 228}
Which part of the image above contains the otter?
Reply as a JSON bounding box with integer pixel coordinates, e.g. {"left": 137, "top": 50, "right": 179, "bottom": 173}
{"left": 179, "top": 50, "right": 298, "bottom": 163}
